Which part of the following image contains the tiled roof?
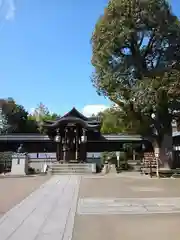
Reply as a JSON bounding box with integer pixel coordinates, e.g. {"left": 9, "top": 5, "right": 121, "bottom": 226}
{"left": 0, "top": 133, "right": 142, "bottom": 142}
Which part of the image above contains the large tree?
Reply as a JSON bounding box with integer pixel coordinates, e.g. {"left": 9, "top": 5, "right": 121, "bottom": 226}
{"left": 91, "top": 0, "right": 180, "bottom": 168}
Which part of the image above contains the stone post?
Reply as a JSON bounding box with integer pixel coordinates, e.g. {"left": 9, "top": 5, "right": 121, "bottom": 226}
{"left": 11, "top": 153, "right": 29, "bottom": 175}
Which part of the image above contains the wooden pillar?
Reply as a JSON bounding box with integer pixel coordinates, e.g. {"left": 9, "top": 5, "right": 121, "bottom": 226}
{"left": 56, "top": 142, "right": 59, "bottom": 161}
{"left": 75, "top": 127, "right": 79, "bottom": 161}
{"left": 59, "top": 137, "right": 63, "bottom": 161}
{"left": 63, "top": 127, "right": 68, "bottom": 162}
{"left": 55, "top": 128, "right": 61, "bottom": 162}
{"left": 81, "top": 128, "right": 87, "bottom": 162}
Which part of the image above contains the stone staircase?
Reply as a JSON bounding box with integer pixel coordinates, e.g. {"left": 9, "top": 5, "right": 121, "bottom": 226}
{"left": 49, "top": 162, "right": 96, "bottom": 175}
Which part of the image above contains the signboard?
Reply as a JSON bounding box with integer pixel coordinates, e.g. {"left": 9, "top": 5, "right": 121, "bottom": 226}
{"left": 143, "top": 152, "right": 156, "bottom": 167}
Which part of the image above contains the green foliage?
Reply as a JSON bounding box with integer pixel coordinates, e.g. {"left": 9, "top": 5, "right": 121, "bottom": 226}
{"left": 0, "top": 99, "right": 61, "bottom": 134}
{"left": 99, "top": 105, "right": 153, "bottom": 137}
{"left": 0, "top": 151, "right": 12, "bottom": 173}
{"left": 29, "top": 103, "right": 60, "bottom": 133}
{"left": 0, "top": 107, "right": 8, "bottom": 134}
{"left": 132, "top": 71, "right": 180, "bottom": 115}
{"left": 101, "top": 151, "right": 109, "bottom": 163}
{"left": 92, "top": 0, "right": 180, "bottom": 91}
{"left": 91, "top": 0, "right": 180, "bottom": 144}
{"left": 31, "top": 103, "right": 60, "bottom": 122}
{"left": 99, "top": 107, "right": 127, "bottom": 133}
{"left": 101, "top": 151, "right": 116, "bottom": 162}
{"left": 0, "top": 98, "right": 39, "bottom": 133}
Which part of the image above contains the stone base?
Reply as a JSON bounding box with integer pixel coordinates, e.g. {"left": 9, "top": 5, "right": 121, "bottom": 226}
{"left": 142, "top": 167, "right": 174, "bottom": 178}
{"left": 11, "top": 153, "right": 29, "bottom": 175}
{"left": 158, "top": 169, "right": 173, "bottom": 178}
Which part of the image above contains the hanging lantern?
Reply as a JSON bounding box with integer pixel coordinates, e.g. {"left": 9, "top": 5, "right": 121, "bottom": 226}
{"left": 81, "top": 135, "right": 87, "bottom": 143}
{"left": 54, "top": 135, "right": 61, "bottom": 142}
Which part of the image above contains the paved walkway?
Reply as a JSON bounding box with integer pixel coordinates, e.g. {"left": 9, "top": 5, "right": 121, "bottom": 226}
{"left": 0, "top": 175, "right": 51, "bottom": 217}
{"left": 73, "top": 173, "right": 180, "bottom": 240}
{"left": 0, "top": 175, "right": 80, "bottom": 240}
{"left": 78, "top": 197, "right": 180, "bottom": 215}
{"left": 1, "top": 173, "right": 180, "bottom": 240}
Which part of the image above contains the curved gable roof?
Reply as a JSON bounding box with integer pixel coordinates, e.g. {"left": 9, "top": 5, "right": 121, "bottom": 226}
{"left": 43, "top": 116, "right": 100, "bottom": 130}
{"left": 61, "top": 107, "right": 88, "bottom": 121}
{"left": 42, "top": 108, "right": 101, "bottom": 131}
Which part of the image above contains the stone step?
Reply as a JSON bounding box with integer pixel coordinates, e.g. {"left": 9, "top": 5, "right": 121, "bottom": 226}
{"left": 51, "top": 169, "right": 92, "bottom": 173}
{"left": 51, "top": 167, "right": 92, "bottom": 171}
{"left": 49, "top": 163, "right": 96, "bottom": 175}
{"left": 51, "top": 172, "right": 90, "bottom": 175}
{"left": 51, "top": 164, "right": 92, "bottom": 168}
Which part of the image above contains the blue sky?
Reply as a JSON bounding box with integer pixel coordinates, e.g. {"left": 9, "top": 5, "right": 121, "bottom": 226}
{"left": 0, "top": 0, "right": 179, "bottom": 116}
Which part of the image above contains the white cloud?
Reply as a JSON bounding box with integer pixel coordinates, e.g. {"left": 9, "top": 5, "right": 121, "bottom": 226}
{"left": 0, "top": 0, "right": 16, "bottom": 22}
{"left": 82, "top": 104, "right": 108, "bottom": 117}
{"left": 29, "top": 108, "right": 35, "bottom": 115}
{"left": 5, "top": 0, "right": 15, "bottom": 21}
{"left": 29, "top": 104, "right": 109, "bottom": 118}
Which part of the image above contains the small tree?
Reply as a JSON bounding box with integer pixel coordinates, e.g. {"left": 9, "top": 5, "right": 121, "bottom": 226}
{"left": 30, "top": 103, "right": 60, "bottom": 133}
{"left": 99, "top": 107, "right": 127, "bottom": 134}
{"left": 0, "top": 107, "right": 9, "bottom": 134}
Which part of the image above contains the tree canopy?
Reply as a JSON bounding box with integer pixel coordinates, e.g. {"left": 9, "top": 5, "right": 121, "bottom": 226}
{"left": 91, "top": 0, "right": 180, "bottom": 106}
{"left": 92, "top": 0, "right": 180, "bottom": 97}
{"left": 99, "top": 107, "right": 125, "bottom": 133}
{"left": 0, "top": 99, "right": 61, "bottom": 134}
{"left": 0, "top": 98, "right": 38, "bottom": 133}
{"left": 91, "top": 0, "right": 180, "bottom": 130}
{"left": 91, "top": 0, "right": 180, "bottom": 167}
{"left": 28, "top": 102, "right": 60, "bottom": 133}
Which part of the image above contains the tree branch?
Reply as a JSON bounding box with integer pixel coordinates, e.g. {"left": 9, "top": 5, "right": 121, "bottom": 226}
{"left": 138, "top": 32, "right": 144, "bottom": 48}
{"left": 143, "top": 31, "right": 156, "bottom": 58}
{"left": 143, "top": 62, "right": 180, "bottom": 77}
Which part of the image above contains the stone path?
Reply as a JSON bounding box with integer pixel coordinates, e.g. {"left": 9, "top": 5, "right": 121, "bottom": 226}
{"left": 78, "top": 197, "right": 180, "bottom": 215}
{"left": 0, "top": 175, "right": 80, "bottom": 240}
{"left": 1, "top": 173, "right": 180, "bottom": 240}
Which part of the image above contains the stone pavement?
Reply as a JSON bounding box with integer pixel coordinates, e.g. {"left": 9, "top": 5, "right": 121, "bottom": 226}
{"left": 1, "top": 173, "right": 180, "bottom": 240}
{"left": 0, "top": 175, "right": 51, "bottom": 216}
{"left": 73, "top": 173, "right": 180, "bottom": 240}
{"left": 0, "top": 175, "right": 80, "bottom": 240}
{"left": 78, "top": 197, "right": 180, "bottom": 215}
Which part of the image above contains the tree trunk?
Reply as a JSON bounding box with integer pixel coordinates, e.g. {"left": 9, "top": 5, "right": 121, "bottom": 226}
{"left": 133, "top": 149, "right": 136, "bottom": 161}
{"left": 159, "top": 133, "right": 173, "bottom": 169}
{"left": 154, "top": 131, "right": 173, "bottom": 169}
